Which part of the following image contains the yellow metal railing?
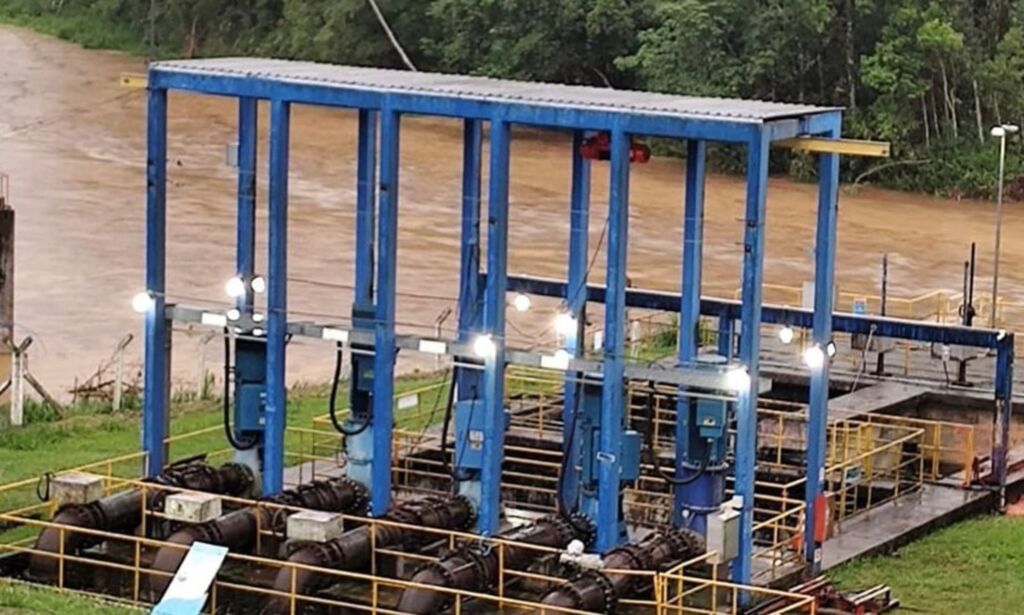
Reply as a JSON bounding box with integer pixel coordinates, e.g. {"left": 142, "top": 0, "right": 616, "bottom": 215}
{"left": 659, "top": 552, "right": 817, "bottom": 614}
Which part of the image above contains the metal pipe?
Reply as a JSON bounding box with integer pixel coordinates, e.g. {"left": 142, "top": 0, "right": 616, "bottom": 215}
{"left": 539, "top": 528, "right": 704, "bottom": 614}
{"left": 28, "top": 460, "right": 255, "bottom": 582}
{"left": 147, "top": 476, "right": 367, "bottom": 598}
{"left": 396, "top": 513, "right": 594, "bottom": 615}
{"left": 266, "top": 496, "right": 474, "bottom": 614}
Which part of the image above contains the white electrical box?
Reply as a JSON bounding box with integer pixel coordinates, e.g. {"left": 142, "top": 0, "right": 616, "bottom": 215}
{"left": 706, "top": 505, "right": 740, "bottom": 565}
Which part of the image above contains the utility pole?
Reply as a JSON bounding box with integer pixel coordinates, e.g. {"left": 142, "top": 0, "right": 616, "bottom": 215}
{"left": 0, "top": 175, "right": 14, "bottom": 410}
{"left": 990, "top": 124, "right": 1019, "bottom": 327}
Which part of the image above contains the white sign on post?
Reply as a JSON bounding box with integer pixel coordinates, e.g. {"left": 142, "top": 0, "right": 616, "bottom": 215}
{"left": 152, "top": 542, "right": 229, "bottom": 615}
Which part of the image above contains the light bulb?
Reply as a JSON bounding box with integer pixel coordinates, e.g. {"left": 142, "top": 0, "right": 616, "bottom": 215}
{"left": 826, "top": 340, "right": 837, "bottom": 358}
{"left": 554, "top": 311, "right": 578, "bottom": 337}
{"left": 512, "top": 293, "right": 531, "bottom": 313}
{"left": 803, "top": 345, "right": 825, "bottom": 370}
{"left": 725, "top": 366, "right": 751, "bottom": 392}
{"left": 225, "top": 276, "right": 246, "bottom": 299}
{"left": 251, "top": 276, "right": 266, "bottom": 294}
{"left": 778, "top": 326, "right": 794, "bottom": 345}
{"left": 472, "top": 334, "right": 496, "bottom": 359}
{"left": 226, "top": 308, "right": 241, "bottom": 322}
{"left": 131, "top": 291, "right": 154, "bottom": 314}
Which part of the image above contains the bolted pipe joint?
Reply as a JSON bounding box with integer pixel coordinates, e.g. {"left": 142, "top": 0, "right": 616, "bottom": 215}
{"left": 540, "top": 527, "right": 705, "bottom": 614}
{"left": 265, "top": 496, "right": 475, "bottom": 614}
{"left": 28, "top": 460, "right": 255, "bottom": 584}
{"left": 396, "top": 514, "right": 594, "bottom": 615}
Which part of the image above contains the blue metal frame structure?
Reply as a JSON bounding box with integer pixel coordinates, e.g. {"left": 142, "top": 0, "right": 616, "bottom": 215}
{"left": 142, "top": 58, "right": 847, "bottom": 582}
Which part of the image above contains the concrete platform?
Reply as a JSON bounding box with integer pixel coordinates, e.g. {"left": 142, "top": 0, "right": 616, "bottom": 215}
{"left": 828, "top": 382, "right": 930, "bottom": 422}
{"left": 821, "top": 483, "right": 993, "bottom": 570}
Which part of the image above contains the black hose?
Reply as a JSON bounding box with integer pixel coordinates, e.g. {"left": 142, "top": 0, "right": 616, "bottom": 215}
{"left": 645, "top": 384, "right": 707, "bottom": 486}
{"left": 223, "top": 329, "right": 259, "bottom": 451}
{"left": 556, "top": 379, "right": 581, "bottom": 516}
{"left": 328, "top": 342, "right": 371, "bottom": 437}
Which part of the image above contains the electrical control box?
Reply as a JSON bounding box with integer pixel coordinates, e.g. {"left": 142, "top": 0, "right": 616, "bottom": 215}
{"left": 454, "top": 401, "right": 510, "bottom": 470}
{"left": 233, "top": 337, "right": 266, "bottom": 434}
{"left": 619, "top": 430, "right": 642, "bottom": 481}
{"left": 696, "top": 398, "right": 727, "bottom": 440}
{"left": 706, "top": 504, "right": 740, "bottom": 565}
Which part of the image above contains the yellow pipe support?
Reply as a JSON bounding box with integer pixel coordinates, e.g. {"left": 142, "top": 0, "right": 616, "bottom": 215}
{"left": 775, "top": 136, "right": 891, "bottom": 158}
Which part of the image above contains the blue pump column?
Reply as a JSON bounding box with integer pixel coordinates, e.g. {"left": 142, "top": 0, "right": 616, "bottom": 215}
{"left": 561, "top": 130, "right": 591, "bottom": 510}
{"left": 732, "top": 131, "right": 770, "bottom": 584}
{"left": 142, "top": 85, "right": 169, "bottom": 477}
{"left": 454, "top": 120, "right": 486, "bottom": 516}
{"left": 231, "top": 97, "right": 264, "bottom": 472}
{"left": 675, "top": 139, "right": 726, "bottom": 535}
{"left": 345, "top": 109, "right": 380, "bottom": 497}
{"left": 262, "top": 99, "right": 291, "bottom": 495}
{"left": 804, "top": 120, "right": 841, "bottom": 570}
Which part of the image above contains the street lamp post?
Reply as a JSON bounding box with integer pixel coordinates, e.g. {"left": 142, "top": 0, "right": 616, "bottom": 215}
{"left": 990, "top": 124, "right": 1019, "bottom": 327}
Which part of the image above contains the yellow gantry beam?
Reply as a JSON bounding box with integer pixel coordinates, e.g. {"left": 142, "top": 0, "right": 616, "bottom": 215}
{"left": 117, "top": 73, "right": 890, "bottom": 157}
{"left": 776, "top": 136, "right": 891, "bottom": 158}
{"left": 119, "top": 72, "right": 148, "bottom": 89}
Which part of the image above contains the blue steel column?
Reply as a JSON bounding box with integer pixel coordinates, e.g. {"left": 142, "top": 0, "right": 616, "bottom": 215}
{"left": 994, "top": 334, "right": 1015, "bottom": 508}
{"left": 596, "top": 129, "right": 631, "bottom": 552}
{"left": 345, "top": 110, "right": 379, "bottom": 491}
{"left": 370, "top": 109, "right": 401, "bottom": 515}
{"left": 804, "top": 121, "right": 840, "bottom": 570}
{"left": 355, "top": 110, "right": 378, "bottom": 310}
{"left": 262, "top": 99, "right": 291, "bottom": 495}
{"left": 733, "top": 131, "right": 770, "bottom": 584}
{"left": 236, "top": 98, "right": 258, "bottom": 313}
{"left": 562, "top": 130, "right": 591, "bottom": 508}
{"left": 454, "top": 120, "right": 484, "bottom": 507}
{"left": 717, "top": 311, "right": 734, "bottom": 359}
{"left": 676, "top": 140, "right": 709, "bottom": 529}
{"left": 478, "top": 119, "right": 511, "bottom": 535}
{"left": 142, "top": 86, "right": 168, "bottom": 476}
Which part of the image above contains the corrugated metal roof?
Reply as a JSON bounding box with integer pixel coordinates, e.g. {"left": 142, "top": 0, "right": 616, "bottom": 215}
{"left": 151, "top": 58, "right": 839, "bottom": 122}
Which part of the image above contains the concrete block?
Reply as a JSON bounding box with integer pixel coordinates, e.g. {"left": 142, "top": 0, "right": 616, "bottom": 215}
{"left": 164, "top": 492, "right": 223, "bottom": 524}
{"left": 50, "top": 473, "right": 105, "bottom": 507}
{"left": 286, "top": 510, "right": 344, "bottom": 543}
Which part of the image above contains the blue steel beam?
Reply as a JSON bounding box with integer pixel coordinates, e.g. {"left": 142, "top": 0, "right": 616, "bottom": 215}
{"left": 263, "top": 99, "right": 291, "bottom": 495}
{"left": 148, "top": 71, "right": 764, "bottom": 145}
{"left": 142, "top": 86, "right": 168, "bottom": 476}
{"left": 562, "top": 130, "right": 591, "bottom": 510}
{"left": 676, "top": 139, "right": 707, "bottom": 528}
{"left": 504, "top": 275, "right": 1009, "bottom": 350}
{"left": 236, "top": 97, "right": 258, "bottom": 313}
{"left": 733, "top": 130, "right": 771, "bottom": 584}
{"left": 370, "top": 109, "right": 401, "bottom": 515}
{"left": 479, "top": 119, "right": 512, "bottom": 535}
{"left": 805, "top": 121, "right": 841, "bottom": 570}
{"left": 596, "top": 129, "right": 631, "bottom": 552}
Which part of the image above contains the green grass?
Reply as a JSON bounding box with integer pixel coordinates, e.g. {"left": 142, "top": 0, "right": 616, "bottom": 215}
{"left": 831, "top": 515, "right": 1024, "bottom": 614}
{"left": 0, "top": 9, "right": 152, "bottom": 57}
{"left": 0, "top": 580, "right": 139, "bottom": 614}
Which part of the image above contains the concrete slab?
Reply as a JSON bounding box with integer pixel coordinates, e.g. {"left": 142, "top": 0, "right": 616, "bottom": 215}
{"left": 829, "top": 382, "right": 929, "bottom": 422}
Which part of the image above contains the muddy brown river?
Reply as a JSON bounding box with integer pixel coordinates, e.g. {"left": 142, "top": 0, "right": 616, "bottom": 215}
{"left": 1, "top": 25, "right": 1022, "bottom": 395}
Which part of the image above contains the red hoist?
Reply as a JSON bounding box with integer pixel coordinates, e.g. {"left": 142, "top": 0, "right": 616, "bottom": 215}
{"left": 579, "top": 132, "right": 652, "bottom": 163}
